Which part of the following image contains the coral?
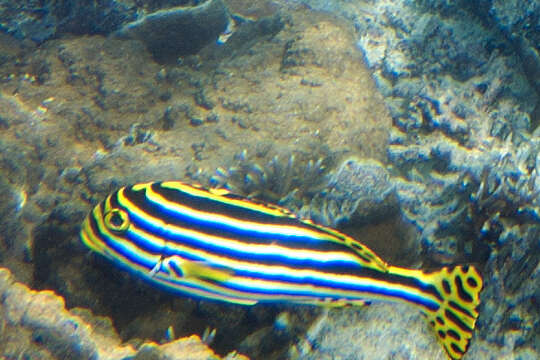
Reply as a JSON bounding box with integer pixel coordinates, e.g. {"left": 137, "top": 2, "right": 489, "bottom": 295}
{"left": 6, "top": 0, "right": 539, "bottom": 357}
{"left": 209, "top": 149, "right": 330, "bottom": 207}
{"left": 114, "top": 0, "right": 231, "bottom": 62}
{"left": 392, "top": 170, "right": 469, "bottom": 264}
{"left": 305, "top": 158, "right": 396, "bottom": 227}
{"left": 0, "top": 5, "right": 392, "bottom": 360}
{"left": 485, "top": 0, "right": 540, "bottom": 94}
{"left": 354, "top": 0, "right": 539, "bottom": 354}
{"left": 210, "top": 152, "right": 396, "bottom": 228}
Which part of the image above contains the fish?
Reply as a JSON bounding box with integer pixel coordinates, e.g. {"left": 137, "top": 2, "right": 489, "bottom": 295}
{"left": 217, "top": 17, "right": 237, "bottom": 44}
{"left": 80, "top": 180, "right": 483, "bottom": 359}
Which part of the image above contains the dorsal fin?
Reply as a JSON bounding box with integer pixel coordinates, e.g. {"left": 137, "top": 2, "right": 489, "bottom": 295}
{"left": 343, "top": 236, "right": 388, "bottom": 272}
{"left": 303, "top": 220, "right": 389, "bottom": 272}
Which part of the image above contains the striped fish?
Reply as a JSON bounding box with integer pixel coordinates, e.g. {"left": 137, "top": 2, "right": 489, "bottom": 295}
{"left": 80, "top": 181, "right": 483, "bottom": 359}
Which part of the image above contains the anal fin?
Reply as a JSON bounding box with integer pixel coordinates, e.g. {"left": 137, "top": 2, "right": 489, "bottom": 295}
{"left": 297, "top": 297, "right": 371, "bottom": 308}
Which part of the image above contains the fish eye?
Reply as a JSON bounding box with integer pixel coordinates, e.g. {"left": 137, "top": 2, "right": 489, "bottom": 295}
{"left": 104, "top": 208, "right": 130, "bottom": 233}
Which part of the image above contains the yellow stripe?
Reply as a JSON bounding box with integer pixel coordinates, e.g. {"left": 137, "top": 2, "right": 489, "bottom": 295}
{"left": 160, "top": 181, "right": 292, "bottom": 217}
{"left": 153, "top": 255, "right": 440, "bottom": 306}
{"left": 118, "top": 188, "right": 362, "bottom": 263}
{"left": 146, "top": 182, "right": 388, "bottom": 271}
{"left": 124, "top": 219, "right": 440, "bottom": 305}
{"left": 143, "top": 183, "right": 331, "bottom": 239}
{"left": 151, "top": 270, "right": 259, "bottom": 305}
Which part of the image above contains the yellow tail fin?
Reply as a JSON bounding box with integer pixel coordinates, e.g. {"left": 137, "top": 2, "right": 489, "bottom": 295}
{"left": 423, "top": 265, "right": 483, "bottom": 359}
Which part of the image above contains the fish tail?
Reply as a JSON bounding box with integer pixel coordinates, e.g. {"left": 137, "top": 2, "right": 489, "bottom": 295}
{"left": 422, "top": 265, "right": 483, "bottom": 359}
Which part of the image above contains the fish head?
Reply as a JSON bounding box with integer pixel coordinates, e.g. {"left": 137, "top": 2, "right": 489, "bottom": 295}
{"left": 80, "top": 189, "right": 133, "bottom": 262}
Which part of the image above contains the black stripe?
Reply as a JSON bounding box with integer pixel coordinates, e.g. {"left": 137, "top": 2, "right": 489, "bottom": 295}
{"left": 95, "top": 206, "right": 445, "bottom": 304}
{"left": 153, "top": 182, "right": 349, "bottom": 238}
{"left": 451, "top": 342, "right": 465, "bottom": 355}
{"left": 445, "top": 309, "right": 473, "bottom": 332}
{"left": 124, "top": 185, "right": 444, "bottom": 301}
{"left": 455, "top": 276, "right": 473, "bottom": 302}
{"left": 448, "top": 300, "right": 474, "bottom": 318}
{"left": 123, "top": 184, "right": 349, "bottom": 253}
{"left": 142, "top": 210, "right": 445, "bottom": 301}
{"left": 89, "top": 199, "right": 155, "bottom": 268}
{"left": 105, "top": 184, "right": 445, "bottom": 305}
{"left": 447, "top": 329, "right": 461, "bottom": 341}
{"left": 467, "top": 277, "right": 478, "bottom": 288}
{"left": 379, "top": 273, "right": 443, "bottom": 302}
{"left": 349, "top": 243, "right": 372, "bottom": 262}
{"left": 87, "top": 202, "right": 105, "bottom": 240}
{"left": 121, "top": 194, "right": 370, "bottom": 272}
{"left": 109, "top": 189, "right": 123, "bottom": 210}
{"left": 442, "top": 279, "right": 451, "bottom": 294}
{"left": 152, "top": 182, "right": 301, "bottom": 225}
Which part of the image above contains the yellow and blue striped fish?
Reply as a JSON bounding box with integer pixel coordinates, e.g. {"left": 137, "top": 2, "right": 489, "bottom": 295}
{"left": 80, "top": 181, "right": 483, "bottom": 360}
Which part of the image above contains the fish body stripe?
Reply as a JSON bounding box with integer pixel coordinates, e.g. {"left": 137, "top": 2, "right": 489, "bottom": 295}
{"left": 123, "top": 198, "right": 368, "bottom": 267}
{"left": 123, "top": 184, "right": 348, "bottom": 250}
{"left": 81, "top": 181, "right": 483, "bottom": 360}
{"left": 85, "top": 206, "right": 440, "bottom": 311}
{"left": 118, "top": 186, "right": 442, "bottom": 299}
{"left": 115, "top": 187, "right": 383, "bottom": 272}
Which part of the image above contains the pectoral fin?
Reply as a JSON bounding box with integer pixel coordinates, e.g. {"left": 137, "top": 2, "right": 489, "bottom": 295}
{"left": 180, "top": 260, "right": 235, "bottom": 283}
{"left": 154, "top": 256, "right": 258, "bottom": 305}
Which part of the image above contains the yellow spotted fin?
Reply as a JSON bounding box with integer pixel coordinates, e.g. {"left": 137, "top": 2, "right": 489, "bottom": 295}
{"left": 390, "top": 265, "right": 483, "bottom": 359}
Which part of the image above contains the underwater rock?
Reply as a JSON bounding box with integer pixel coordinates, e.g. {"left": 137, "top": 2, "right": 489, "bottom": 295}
{"left": 114, "top": 0, "right": 231, "bottom": 62}
{"left": 0, "top": 266, "right": 131, "bottom": 359}
{"left": 0, "top": 0, "right": 137, "bottom": 43}
{"left": 301, "top": 0, "right": 537, "bottom": 137}
{"left": 292, "top": 305, "right": 445, "bottom": 360}
{"left": 460, "top": 0, "right": 540, "bottom": 95}
{"left": 204, "top": 12, "right": 285, "bottom": 61}
{"left": 0, "top": 5, "right": 392, "bottom": 360}
{"left": 0, "top": 267, "right": 246, "bottom": 360}
{"left": 392, "top": 172, "right": 468, "bottom": 263}
{"left": 491, "top": 0, "right": 540, "bottom": 94}
{"left": 479, "top": 223, "right": 540, "bottom": 351}
{"left": 303, "top": 0, "right": 539, "bottom": 98}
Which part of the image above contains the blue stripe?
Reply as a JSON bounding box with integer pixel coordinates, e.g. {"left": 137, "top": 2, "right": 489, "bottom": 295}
{"left": 129, "top": 185, "right": 345, "bottom": 251}
{"left": 218, "top": 270, "right": 440, "bottom": 311}
{"left": 119, "top": 219, "right": 441, "bottom": 311}
{"left": 101, "top": 187, "right": 441, "bottom": 312}
{"left": 127, "top": 209, "right": 362, "bottom": 271}
{"left": 101, "top": 232, "right": 155, "bottom": 269}
{"left": 95, "top": 226, "right": 440, "bottom": 311}
{"left": 148, "top": 265, "right": 440, "bottom": 311}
